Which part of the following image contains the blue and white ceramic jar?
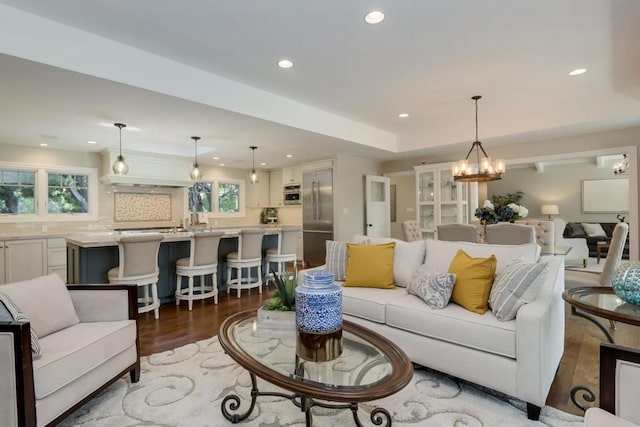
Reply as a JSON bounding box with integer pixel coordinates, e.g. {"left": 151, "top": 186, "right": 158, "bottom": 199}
{"left": 295, "top": 270, "right": 343, "bottom": 361}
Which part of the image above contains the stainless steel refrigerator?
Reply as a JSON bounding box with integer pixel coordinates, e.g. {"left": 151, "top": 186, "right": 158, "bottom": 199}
{"left": 302, "top": 168, "right": 334, "bottom": 267}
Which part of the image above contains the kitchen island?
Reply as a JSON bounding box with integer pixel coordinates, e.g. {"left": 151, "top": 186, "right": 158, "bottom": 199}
{"left": 66, "top": 229, "right": 279, "bottom": 303}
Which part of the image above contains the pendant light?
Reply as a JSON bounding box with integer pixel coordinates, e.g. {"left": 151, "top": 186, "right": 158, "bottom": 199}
{"left": 452, "top": 96, "right": 506, "bottom": 182}
{"left": 190, "top": 136, "right": 202, "bottom": 181}
{"left": 112, "top": 123, "right": 129, "bottom": 175}
{"left": 249, "top": 146, "right": 259, "bottom": 184}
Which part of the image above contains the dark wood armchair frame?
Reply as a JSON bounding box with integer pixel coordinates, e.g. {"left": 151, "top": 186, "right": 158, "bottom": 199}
{"left": 599, "top": 342, "right": 640, "bottom": 416}
{"left": 0, "top": 284, "right": 140, "bottom": 427}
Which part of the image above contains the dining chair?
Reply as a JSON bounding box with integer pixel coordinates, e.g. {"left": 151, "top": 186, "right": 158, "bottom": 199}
{"left": 436, "top": 223, "right": 478, "bottom": 242}
{"left": 402, "top": 220, "right": 422, "bottom": 242}
{"left": 485, "top": 223, "right": 536, "bottom": 245}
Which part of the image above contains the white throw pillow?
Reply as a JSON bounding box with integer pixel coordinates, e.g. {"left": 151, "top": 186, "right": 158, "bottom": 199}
{"left": 351, "top": 235, "right": 426, "bottom": 287}
{"left": 407, "top": 265, "right": 456, "bottom": 309}
{"left": 0, "top": 274, "right": 79, "bottom": 338}
{"left": 582, "top": 223, "right": 607, "bottom": 238}
{"left": 424, "top": 239, "right": 540, "bottom": 276}
{"left": 489, "top": 260, "right": 548, "bottom": 321}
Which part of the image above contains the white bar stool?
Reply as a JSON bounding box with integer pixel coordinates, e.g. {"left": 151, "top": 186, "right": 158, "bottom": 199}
{"left": 265, "top": 227, "right": 300, "bottom": 277}
{"left": 226, "top": 228, "right": 266, "bottom": 298}
{"left": 175, "top": 231, "right": 225, "bottom": 310}
{"left": 108, "top": 233, "right": 164, "bottom": 319}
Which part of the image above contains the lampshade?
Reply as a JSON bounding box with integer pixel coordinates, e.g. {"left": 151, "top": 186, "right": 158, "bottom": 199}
{"left": 541, "top": 205, "right": 559, "bottom": 219}
{"left": 111, "top": 123, "right": 129, "bottom": 175}
{"left": 452, "top": 96, "right": 506, "bottom": 182}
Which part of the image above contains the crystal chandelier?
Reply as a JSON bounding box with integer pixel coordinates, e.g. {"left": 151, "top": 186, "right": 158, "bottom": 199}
{"left": 452, "top": 96, "right": 506, "bottom": 182}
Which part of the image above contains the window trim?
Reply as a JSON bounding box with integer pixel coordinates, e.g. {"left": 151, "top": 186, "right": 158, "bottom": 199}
{"left": 189, "top": 177, "right": 246, "bottom": 218}
{"left": 0, "top": 161, "right": 98, "bottom": 223}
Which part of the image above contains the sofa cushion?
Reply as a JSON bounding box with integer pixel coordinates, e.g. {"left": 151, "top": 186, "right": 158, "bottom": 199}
{"left": 0, "top": 274, "right": 79, "bottom": 338}
{"left": 582, "top": 223, "right": 607, "bottom": 238}
{"left": 344, "top": 242, "right": 396, "bottom": 289}
{"left": 565, "top": 222, "right": 586, "bottom": 238}
{"left": 325, "top": 240, "right": 348, "bottom": 281}
{"left": 489, "top": 261, "right": 548, "bottom": 321}
{"left": 352, "top": 235, "right": 426, "bottom": 287}
{"left": 386, "top": 292, "right": 516, "bottom": 358}
{"left": 33, "top": 320, "right": 136, "bottom": 399}
{"left": 341, "top": 286, "right": 407, "bottom": 323}
{"left": 407, "top": 265, "right": 456, "bottom": 309}
{"left": 0, "top": 292, "right": 41, "bottom": 358}
{"left": 424, "top": 239, "right": 539, "bottom": 275}
{"left": 448, "top": 250, "right": 497, "bottom": 314}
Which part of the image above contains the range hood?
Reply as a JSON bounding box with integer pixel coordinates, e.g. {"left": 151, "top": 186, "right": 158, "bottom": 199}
{"left": 100, "top": 149, "right": 194, "bottom": 187}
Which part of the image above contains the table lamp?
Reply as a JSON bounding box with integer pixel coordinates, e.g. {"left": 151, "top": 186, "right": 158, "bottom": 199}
{"left": 541, "top": 204, "right": 559, "bottom": 220}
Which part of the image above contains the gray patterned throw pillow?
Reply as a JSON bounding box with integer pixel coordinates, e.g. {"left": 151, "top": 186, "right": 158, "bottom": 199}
{"left": 489, "top": 261, "right": 548, "bottom": 321}
{"left": 325, "top": 240, "right": 348, "bottom": 281}
{"left": 407, "top": 265, "right": 456, "bottom": 309}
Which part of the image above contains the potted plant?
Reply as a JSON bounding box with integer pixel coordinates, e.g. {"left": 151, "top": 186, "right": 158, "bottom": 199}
{"left": 256, "top": 271, "right": 297, "bottom": 336}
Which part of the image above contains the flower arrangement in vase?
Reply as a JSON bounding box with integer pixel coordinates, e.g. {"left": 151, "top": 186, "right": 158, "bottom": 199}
{"left": 475, "top": 191, "right": 528, "bottom": 224}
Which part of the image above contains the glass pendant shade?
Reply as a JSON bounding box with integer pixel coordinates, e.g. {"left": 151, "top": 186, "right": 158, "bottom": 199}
{"left": 112, "top": 123, "right": 129, "bottom": 175}
{"left": 190, "top": 136, "right": 202, "bottom": 181}
{"left": 249, "top": 146, "right": 259, "bottom": 184}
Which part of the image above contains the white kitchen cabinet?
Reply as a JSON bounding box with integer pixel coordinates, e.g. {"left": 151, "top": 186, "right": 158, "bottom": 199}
{"left": 414, "top": 165, "right": 476, "bottom": 239}
{"left": 269, "top": 169, "right": 284, "bottom": 207}
{"left": 47, "top": 238, "right": 68, "bottom": 283}
{"left": 3, "top": 238, "right": 48, "bottom": 283}
{"left": 283, "top": 165, "right": 302, "bottom": 184}
{"left": 246, "top": 171, "right": 271, "bottom": 208}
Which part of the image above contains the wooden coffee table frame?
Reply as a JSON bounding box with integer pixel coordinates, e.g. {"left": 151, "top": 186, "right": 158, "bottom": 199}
{"left": 218, "top": 309, "right": 413, "bottom": 426}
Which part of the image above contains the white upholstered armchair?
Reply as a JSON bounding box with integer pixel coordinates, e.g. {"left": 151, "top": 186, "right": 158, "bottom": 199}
{"left": 553, "top": 219, "right": 589, "bottom": 268}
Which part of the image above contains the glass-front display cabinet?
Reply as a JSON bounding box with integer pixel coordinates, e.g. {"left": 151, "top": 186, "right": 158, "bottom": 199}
{"left": 415, "top": 164, "right": 475, "bottom": 239}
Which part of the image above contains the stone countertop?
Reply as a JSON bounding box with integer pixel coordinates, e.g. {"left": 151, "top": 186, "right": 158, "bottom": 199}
{"left": 65, "top": 227, "right": 285, "bottom": 248}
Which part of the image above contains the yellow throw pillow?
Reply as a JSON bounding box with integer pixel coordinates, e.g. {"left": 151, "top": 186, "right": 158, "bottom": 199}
{"left": 448, "top": 249, "right": 497, "bottom": 314}
{"left": 344, "top": 242, "right": 396, "bottom": 289}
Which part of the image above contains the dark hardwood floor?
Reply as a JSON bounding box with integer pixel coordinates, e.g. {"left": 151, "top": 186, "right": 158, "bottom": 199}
{"left": 137, "top": 288, "right": 639, "bottom": 416}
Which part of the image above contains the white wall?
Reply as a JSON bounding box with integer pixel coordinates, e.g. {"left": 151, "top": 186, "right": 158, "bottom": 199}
{"left": 389, "top": 174, "right": 416, "bottom": 240}
{"left": 333, "top": 154, "right": 382, "bottom": 241}
{"left": 487, "top": 160, "right": 627, "bottom": 223}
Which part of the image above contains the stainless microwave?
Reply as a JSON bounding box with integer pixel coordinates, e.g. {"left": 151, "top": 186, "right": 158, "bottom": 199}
{"left": 283, "top": 184, "right": 301, "bottom": 205}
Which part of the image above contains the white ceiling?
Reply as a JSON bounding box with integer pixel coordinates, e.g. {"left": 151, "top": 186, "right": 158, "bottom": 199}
{"left": 0, "top": 0, "right": 639, "bottom": 169}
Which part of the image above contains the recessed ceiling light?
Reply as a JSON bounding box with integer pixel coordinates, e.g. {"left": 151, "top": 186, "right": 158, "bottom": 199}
{"left": 219, "top": 163, "right": 225, "bottom": 167}
{"left": 212, "top": 156, "right": 220, "bottom": 160}
{"left": 365, "top": 10, "right": 385, "bottom": 24}
{"left": 87, "top": 140, "right": 97, "bottom": 144}
{"left": 569, "top": 68, "right": 587, "bottom": 76}
{"left": 285, "top": 154, "right": 293, "bottom": 158}
{"left": 39, "top": 143, "right": 48, "bottom": 147}
{"left": 260, "top": 162, "right": 267, "bottom": 166}
{"left": 398, "top": 113, "right": 409, "bottom": 118}
{"left": 278, "top": 59, "right": 294, "bottom": 69}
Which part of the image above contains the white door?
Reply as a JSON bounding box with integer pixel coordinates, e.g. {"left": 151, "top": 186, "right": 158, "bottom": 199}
{"left": 365, "top": 175, "right": 391, "bottom": 237}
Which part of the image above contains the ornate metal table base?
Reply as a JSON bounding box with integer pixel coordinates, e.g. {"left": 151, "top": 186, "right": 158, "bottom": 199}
{"left": 221, "top": 373, "right": 392, "bottom": 427}
{"left": 568, "top": 306, "right": 614, "bottom": 412}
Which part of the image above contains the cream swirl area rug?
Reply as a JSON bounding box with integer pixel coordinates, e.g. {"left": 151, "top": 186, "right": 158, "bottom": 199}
{"left": 60, "top": 336, "right": 582, "bottom": 427}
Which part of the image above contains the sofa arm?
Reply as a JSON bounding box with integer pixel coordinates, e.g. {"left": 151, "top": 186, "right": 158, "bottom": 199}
{"left": 514, "top": 257, "right": 565, "bottom": 407}
{"left": 67, "top": 284, "right": 138, "bottom": 323}
{"left": 0, "top": 322, "right": 36, "bottom": 427}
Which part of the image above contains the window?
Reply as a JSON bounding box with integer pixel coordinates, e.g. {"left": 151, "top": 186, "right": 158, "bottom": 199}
{"left": 188, "top": 178, "right": 244, "bottom": 217}
{"left": 0, "top": 162, "right": 98, "bottom": 222}
{"left": 0, "top": 170, "right": 36, "bottom": 214}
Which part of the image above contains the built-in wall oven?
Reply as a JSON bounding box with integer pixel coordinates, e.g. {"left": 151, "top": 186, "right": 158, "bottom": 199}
{"left": 283, "top": 184, "right": 301, "bottom": 205}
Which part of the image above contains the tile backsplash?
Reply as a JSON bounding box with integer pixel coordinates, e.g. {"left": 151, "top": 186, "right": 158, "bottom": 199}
{"left": 114, "top": 192, "right": 172, "bottom": 222}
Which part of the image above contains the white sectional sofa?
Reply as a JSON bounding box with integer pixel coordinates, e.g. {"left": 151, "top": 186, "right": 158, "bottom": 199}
{"left": 303, "top": 236, "right": 565, "bottom": 420}
{"left": 0, "top": 274, "right": 139, "bottom": 427}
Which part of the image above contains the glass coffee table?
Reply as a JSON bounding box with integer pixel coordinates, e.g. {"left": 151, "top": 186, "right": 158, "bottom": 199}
{"left": 218, "top": 309, "right": 413, "bottom": 426}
